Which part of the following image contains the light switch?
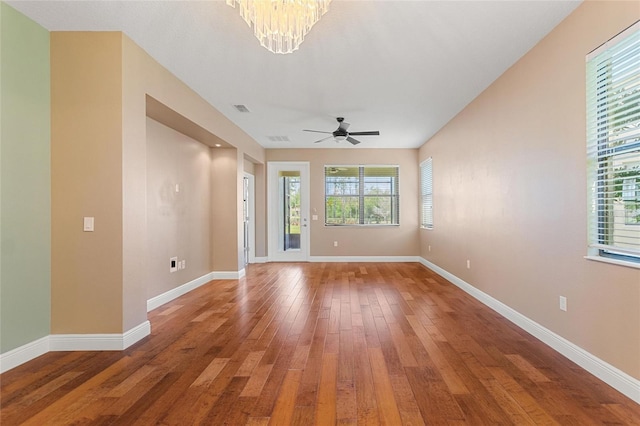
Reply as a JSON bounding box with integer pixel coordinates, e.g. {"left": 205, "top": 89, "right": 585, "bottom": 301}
{"left": 83, "top": 217, "right": 94, "bottom": 232}
{"left": 312, "top": 215, "right": 318, "bottom": 221}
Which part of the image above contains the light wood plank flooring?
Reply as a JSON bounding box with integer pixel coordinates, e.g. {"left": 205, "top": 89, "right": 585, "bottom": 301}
{"left": 1, "top": 262, "right": 639, "bottom": 424}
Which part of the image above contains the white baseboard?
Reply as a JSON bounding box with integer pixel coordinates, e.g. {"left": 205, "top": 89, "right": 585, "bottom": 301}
{"left": 310, "top": 256, "right": 420, "bottom": 263}
{"left": 251, "top": 257, "right": 268, "bottom": 264}
{"left": 0, "top": 321, "right": 151, "bottom": 373}
{"left": 6, "top": 259, "right": 636, "bottom": 403}
{"left": 418, "top": 257, "right": 640, "bottom": 404}
{"left": 50, "top": 321, "right": 151, "bottom": 351}
{"left": 212, "top": 270, "right": 245, "bottom": 280}
{"left": 123, "top": 321, "right": 152, "bottom": 348}
{"left": 0, "top": 335, "right": 50, "bottom": 374}
{"left": 147, "top": 272, "right": 215, "bottom": 312}
{"left": 2, "top": 268, "right": 244, "bottom": 372}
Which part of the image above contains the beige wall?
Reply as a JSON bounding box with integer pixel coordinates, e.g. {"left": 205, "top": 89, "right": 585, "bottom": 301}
{"left": 210, "top": 148, "right": 242, "bottom": 271}
{"left": 266, "top": 149, "right": 419, "bottom": 257}
{"left": 418, "top": 1, "right": 640, "bottom": 379}
{"left": 254, "top": 163, "right": 267, "bottom": 258}
{"left": 122, "top": 33, "right": 265, "bottom": 328}
{"left": 243, "top": 158, "right": 255, "bottom": 175}
{"left": 51, "top": 32, "right": 124, "bottom": 333}
{"left": 146, "top": 118, "right": 212, "bottom": 299}
{"left": 49, "top": 31, "right": 265, "bottom": 335}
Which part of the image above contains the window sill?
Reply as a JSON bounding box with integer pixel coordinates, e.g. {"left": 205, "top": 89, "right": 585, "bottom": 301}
{"left": 324, "top": 224, "right": 399, "bottom": 227}
{"left": 584, "top": 255, "right": 640, "bottom": 270}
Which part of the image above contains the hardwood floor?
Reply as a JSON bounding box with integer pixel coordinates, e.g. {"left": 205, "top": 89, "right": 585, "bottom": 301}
{"left": 1, "top": 262, "right": 639, "bottom": 425}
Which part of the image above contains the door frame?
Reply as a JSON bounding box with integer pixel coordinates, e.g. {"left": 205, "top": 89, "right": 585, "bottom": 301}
{"left": 267, "top": 161, "right": 310, "bottom": 262}
{"left": 243, "top": 172, "right": 255, "bottom": 264}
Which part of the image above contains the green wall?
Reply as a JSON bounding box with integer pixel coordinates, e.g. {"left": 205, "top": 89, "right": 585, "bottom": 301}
{"left": 0, "top": 2, "right": 51, "bottom": 353}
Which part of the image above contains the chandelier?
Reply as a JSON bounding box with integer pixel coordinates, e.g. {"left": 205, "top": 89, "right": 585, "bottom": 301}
{"left": 226, "top": 0, "right": 332, "bottom": 54}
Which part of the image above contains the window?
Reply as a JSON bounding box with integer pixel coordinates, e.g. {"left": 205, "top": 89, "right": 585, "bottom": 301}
{"left": 325, "top": 165, "right": 399, "bottom": 225}
{"left": 622, "top": 178, "right": 640, "bottom": 226}
{"left": 586, "top": 22, "right": 640, "bottom": 263}
{"left": 420, "top": 158, "right": 433, "bottom": 229}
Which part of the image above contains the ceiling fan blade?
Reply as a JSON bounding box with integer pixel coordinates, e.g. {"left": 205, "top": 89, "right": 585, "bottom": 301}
{"left": 314, "top": 136, "right": 334, "bottom": 143}
{"left": 338, "top": 121, "right": 350, "bottom": 132}
{"left": 348, "top": 131, "right": 380, "bottom": 136}
{"left": 304, "top": 129, "right": 332, "bottom": 134}
{"left": 346, "top": 136, "right": 361, "bottom": 145}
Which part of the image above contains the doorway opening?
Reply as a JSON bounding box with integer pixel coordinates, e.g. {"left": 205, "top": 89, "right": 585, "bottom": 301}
{"left": 268, "top": 162, "right": 309, "bottom": 262}
{"left": 243, "top": 173, "right": 255, "bottom": 265}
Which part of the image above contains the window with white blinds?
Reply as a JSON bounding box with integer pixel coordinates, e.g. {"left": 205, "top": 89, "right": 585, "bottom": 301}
{"left": 586, "top": 22, "right": 640, "bottom": 263}
{"left": 325, "top": 165, "right": 399, "bottom": 225}
{"left": 420, "top": 158, "right": 433, "bottom": 229}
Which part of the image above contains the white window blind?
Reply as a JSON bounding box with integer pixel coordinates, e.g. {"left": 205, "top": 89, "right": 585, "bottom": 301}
{"left": 586, "top": 22, "right": 640, "bottom": 261}
{"left": 420, "top": 158, "right": 433, "bottom": 229}
{"left": 325, "top": 165, "right": 399, "bottom": 225}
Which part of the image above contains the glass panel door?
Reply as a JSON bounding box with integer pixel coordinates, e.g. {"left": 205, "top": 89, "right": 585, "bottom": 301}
{"left": 268, "top": 162, "right": 309, "bottom": 262}
{"left": 282, "top": 173, "right": 301, "bottom": 251}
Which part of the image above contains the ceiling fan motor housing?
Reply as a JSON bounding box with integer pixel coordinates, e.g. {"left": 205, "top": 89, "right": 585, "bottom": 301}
{"left": 334, "top": 117, "right": 348, "bottom": 138}
{"left": 304, "top": 116, "right": 379, "bottom": 145}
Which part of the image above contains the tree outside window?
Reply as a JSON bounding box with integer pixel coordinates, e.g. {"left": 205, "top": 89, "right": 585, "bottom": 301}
{"left": 325, "top": 166, "right": 399, "bottom": 225}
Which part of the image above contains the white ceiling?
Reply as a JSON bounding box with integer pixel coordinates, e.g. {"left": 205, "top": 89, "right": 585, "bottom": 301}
{"left": 8, "top": 0, "right": 581, "bottom": 149}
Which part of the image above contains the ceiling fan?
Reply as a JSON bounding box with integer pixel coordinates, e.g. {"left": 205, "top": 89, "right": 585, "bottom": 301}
{"left": 304, "top": 117, "right": 380, "bottom": 145}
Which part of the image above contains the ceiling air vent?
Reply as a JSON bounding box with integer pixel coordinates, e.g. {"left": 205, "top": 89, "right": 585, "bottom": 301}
{"left": 233, "top": 104, "right": 250, "bottom": 113}
{"left": 267, "top": 136, "right": 291, "bottom": 143}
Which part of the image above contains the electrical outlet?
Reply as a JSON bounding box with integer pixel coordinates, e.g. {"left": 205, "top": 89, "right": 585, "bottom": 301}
{"left": 428, "top": 245, "right": 431, "bottom": 252}
{"left": 334, "top": 241, "right": 338, "bottom": 247}
{"left": 181, "top": 260, "right": 186, "bottom": 269}
{"left": 559, "top": 296, "right": 567, "bottom": 312}
{"left": 466, "top": 259, "right": 471, "bottom": 269}
{"left": 170, "top": 257, "right": 178, "bottom": 273}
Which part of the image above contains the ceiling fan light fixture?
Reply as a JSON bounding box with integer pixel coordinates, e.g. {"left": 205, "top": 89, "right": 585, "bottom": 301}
{"left": 334, "top": 135, "right": 347, "bottom": 141}
{"left": 226, "top": 0, "right": 332, "bottom": 55}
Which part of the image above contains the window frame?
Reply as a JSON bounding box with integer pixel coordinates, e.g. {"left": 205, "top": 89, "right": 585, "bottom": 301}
{"left": 586, "top": 21, "right": 640, "bottom": 268}
{"left": 324, "top": 165, "right": 400, "bottom": 226}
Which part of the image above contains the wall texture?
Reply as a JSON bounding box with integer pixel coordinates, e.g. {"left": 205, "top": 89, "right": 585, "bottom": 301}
{"left": 146, "top": 118, "right": 212, "bottom": 299}
{"left": 122, "top": 35, "right": 264, "bottom": 299}
{"left": 418, "top": 0, "right": 640, "bottom": 380}
{"left": 0, "top": 3, "right": 51, "bottom": 353}
{"left": 50, "top": 32, "right": 124, "bottom": 334}
{"left": 210, "top": 148, "right": 242, "bottom": 272}
{"left": 253, "top": 163, "right": 267, "bottom": 258}
{"left": 266, "top": 149, "right": 419, "bottom": 257}
{"left": 46, "top": 31, "right": 266, "bottom": 336}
